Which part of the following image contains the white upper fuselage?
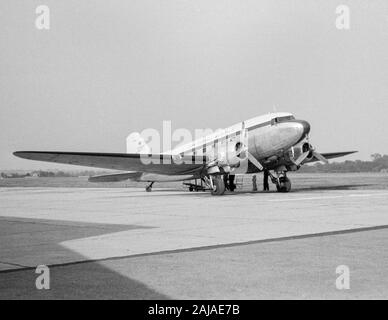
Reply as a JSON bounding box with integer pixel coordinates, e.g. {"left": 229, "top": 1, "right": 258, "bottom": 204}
{"left": 169, "top": 112, "right": 310, "bottom": 171}
{"left": 170, "top": 112, "right": 293, "bottom": 153}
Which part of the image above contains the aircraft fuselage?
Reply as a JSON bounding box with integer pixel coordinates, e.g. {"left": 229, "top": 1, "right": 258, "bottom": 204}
{"left": 173, "top": 112, "right": 311, "bottom": 175}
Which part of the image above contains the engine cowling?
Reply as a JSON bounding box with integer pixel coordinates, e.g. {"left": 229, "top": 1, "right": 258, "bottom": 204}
{"left": 289, "top": 140, "right": 314, "bottom": 166}
{"left": 302, "top": 142, "right": 314, "bottom": 160}
{"left": 217, "top": 140, "right": 246, "bottom": 167}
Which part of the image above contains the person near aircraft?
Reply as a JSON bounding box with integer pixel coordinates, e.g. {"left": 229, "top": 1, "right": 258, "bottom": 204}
{"left": 263, "top": 169, "right": 270, "bottom": 191}
{"left": 252, "top": 175, "right": 258, "bottom": 191}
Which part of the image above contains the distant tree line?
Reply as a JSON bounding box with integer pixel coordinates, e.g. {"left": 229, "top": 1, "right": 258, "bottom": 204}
{"left": 33, "top": 170, "right": 110, "bottom": 177}
{"left": 300, "top": 154, "right": 388, "bottom": 173}
{"left": 0, "top": 170, "right": 109, "bottom": 178}
{"left": 1, "top": 172, "right": 31, "bottom": 178}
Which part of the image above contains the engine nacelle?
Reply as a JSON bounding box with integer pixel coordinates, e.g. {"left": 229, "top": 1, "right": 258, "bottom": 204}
{"left": 217, "top": 140, "right": 246, "bottom": 168}
{"left": 288, "top": 138, "right": 314, "bottom": 165}
{"left": 302, "top": 142, "right": 314, "bottom": 160}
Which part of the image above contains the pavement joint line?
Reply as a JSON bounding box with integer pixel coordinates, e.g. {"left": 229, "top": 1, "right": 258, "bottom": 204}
{"left": 0, "top": 261, "right": 29, "bottom": 268}
{"left": 266, "top": 192, "right": 388, "bottom": 202}
{"left": 1, "top": 224, "right": 387, "bottom": 275}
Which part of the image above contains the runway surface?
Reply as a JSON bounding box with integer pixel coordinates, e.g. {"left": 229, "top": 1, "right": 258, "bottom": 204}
{"left": 1, "top": 174, "right": 388, "bottom": 299}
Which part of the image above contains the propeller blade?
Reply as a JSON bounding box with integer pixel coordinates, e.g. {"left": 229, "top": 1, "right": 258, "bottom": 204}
{"left": 247, "top": 152, "right": 263, "bottom": 171}
{"left": 313, "top": 151, "right": 329, "bottom": 164}
{"left": 292, "top": 151, "right": 310, "bottom": 166}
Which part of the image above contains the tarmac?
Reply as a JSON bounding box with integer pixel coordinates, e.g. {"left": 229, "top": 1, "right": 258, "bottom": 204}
{"left": 0, "top": 177, "right": 387, "bottom": 299}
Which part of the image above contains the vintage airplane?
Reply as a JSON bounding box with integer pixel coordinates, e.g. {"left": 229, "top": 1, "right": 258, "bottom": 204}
{"left": 14, "top": 112, "right": 356, "bottom": 195}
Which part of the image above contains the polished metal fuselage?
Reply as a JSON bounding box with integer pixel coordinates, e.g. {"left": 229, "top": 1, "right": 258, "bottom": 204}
{"left": 171, "top": 112, "right": 311, "bottom": 175}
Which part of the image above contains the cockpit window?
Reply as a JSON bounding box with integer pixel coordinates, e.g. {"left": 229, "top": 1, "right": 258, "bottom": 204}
{"left": 271, "top": 115, "right": 295, "bottom": 125}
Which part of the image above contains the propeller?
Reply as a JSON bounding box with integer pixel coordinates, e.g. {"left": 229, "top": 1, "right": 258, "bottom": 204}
{"left": 312, "top": 151, "right": 329, "bottom": 164}
{"left": 246, "top": 151, "right": 263, "bottom": 170}
{"left": 238, "top": 122, "right": 263, "bottom": 171}
{"left": 207, "top": 121, "right": 264, "bottom": 172}
{"left": 209, "top": 143, "right": 264, "bottom": 172}
{"left": 292, "top": 151, "right": 311, "bottom": 166}
{"left": 291, "top": 141, "right": 329, "bottom": 166}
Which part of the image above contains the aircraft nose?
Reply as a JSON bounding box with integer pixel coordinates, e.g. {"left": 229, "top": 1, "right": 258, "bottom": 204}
{"left": 298, "top": 120, "right": 310, "bottom": 136}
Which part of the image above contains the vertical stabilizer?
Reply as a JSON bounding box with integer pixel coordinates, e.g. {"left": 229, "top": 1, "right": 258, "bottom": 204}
{"left": 126, "top": 132, "right": 151, "bottom": 154}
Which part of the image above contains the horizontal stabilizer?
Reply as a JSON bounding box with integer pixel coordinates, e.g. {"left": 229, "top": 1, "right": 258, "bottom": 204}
{"left": 88, "top": 172, "right": 142, "bottom": 183}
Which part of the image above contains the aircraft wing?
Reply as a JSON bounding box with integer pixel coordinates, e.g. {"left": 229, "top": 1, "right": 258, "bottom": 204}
{"left": 304, "top": 151, "right": 357, "bottom": 163}
{"left": 13, "top": 151, "right": 207, "bottom": 176}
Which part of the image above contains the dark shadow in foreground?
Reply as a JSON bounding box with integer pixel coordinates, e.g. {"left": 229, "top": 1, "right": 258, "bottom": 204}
{"left": 0, "top": 260, "right": 169, "bottom": 299}
{"left": 0, "top": 216, "right": 169, "bottom": 299}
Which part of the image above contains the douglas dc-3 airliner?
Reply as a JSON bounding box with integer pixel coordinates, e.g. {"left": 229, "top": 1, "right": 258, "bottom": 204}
{"left": 14, "top": 112, "right": 356, "bottom": 195}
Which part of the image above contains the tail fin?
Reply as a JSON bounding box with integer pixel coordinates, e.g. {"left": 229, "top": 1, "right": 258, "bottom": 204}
{"left": 126, "top": 132, "right": 151, "bottom": 154}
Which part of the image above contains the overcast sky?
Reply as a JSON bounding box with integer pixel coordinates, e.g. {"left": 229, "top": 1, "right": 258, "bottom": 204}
{"left": 1, "top": 0, "right": 387, "bottom": 170}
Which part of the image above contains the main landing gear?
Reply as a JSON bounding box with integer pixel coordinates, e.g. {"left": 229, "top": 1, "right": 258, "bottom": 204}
{"left": 270, "top": 171, "right": 291, "bottom": 193}
{"left": 201, "top": 175, "right": 226, "bottom": 196}
{"left": 145, "top": 182, "right": 154, "bottom": 192}
{"left": 207, "top": 174, "right": 236, "bottom": 195}
{"left": 211, "top": 176, "right": 226, "bottom": 195}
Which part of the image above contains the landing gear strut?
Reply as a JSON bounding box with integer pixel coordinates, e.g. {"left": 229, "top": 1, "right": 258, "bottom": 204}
{"left": 146, "top": 182, "right": 154, "bottom": 192}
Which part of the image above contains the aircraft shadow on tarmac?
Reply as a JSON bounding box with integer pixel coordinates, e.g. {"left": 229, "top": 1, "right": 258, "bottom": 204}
{"left": 125, "top": 183, "right": 376, "bottom": 197}
{"left": 287, "top": 183, "right": 375, "bottom": 192}
{"left": 244, "top": 183, "right": 374, "bottom": 194}
{"left": 182, "top": 183, "right": 375, "bottom": 196}
{"left": 0, "top": 216, "right": 170, "bottom": 299}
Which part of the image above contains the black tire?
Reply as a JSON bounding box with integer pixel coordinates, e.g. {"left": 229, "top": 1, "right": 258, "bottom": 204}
{"left": 189, "top": 186, "right": 194, "bottom": 192}
{"left": 211, "top": 176, "right": 226, "bottom": 195}
{"left": 276, "top": 176, "right": 291, "bottom": 193}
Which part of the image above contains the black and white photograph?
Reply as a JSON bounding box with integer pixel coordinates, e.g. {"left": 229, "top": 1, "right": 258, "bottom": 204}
{"left": 1, "top": 0, "right": 387, "bottom": 303}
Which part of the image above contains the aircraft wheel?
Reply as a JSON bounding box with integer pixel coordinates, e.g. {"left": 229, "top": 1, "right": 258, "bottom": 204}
{"left": 146, "top": 182, "right": 154, "bottom": 192}
{"left": 276, "top": 177, "right": 291, "bottom": 193}
{"left": 211, "top": 176, "right": 226, "bottom": 196}
{"left": 189, "top": 186, "right": 194, "bottom": 192}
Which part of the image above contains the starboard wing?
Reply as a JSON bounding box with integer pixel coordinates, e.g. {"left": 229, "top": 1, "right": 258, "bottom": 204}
{"left": 14, "top": 151, "right": 207, "bottom": 176}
